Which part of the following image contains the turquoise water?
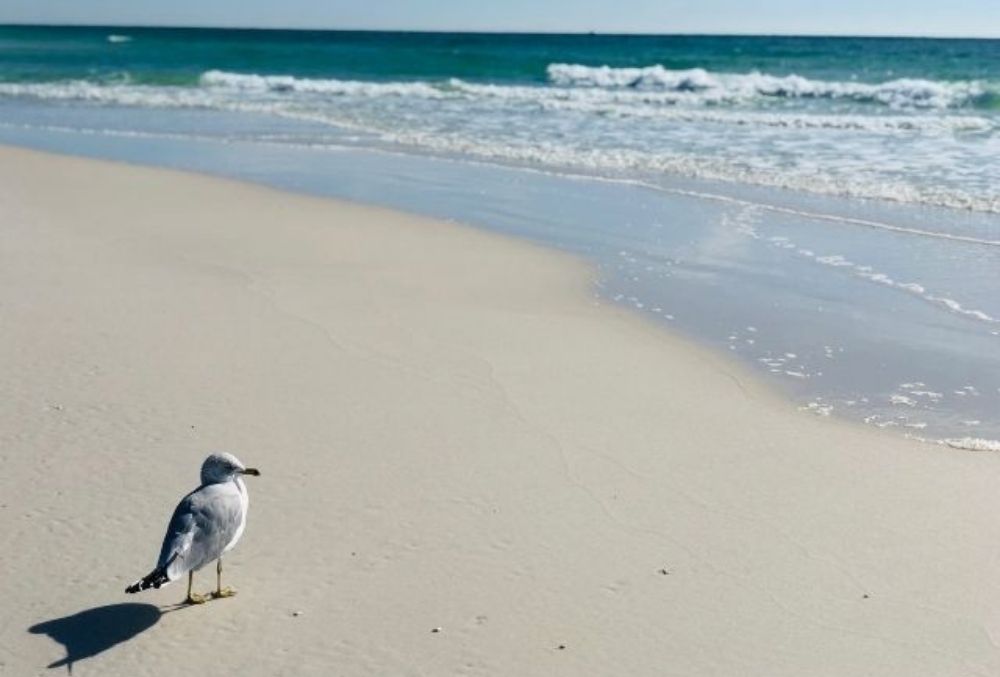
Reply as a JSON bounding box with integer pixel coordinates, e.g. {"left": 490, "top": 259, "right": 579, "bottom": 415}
{"left": 3, "top": 26, "right": 1000, "bottom": 87}
{"left": 0, "top": 26, "right": 998, "bottom": 447}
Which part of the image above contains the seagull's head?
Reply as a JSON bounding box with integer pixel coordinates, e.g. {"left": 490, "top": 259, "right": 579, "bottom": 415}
{"left": 200, "top": 452, "right": 261, "bottom": 485}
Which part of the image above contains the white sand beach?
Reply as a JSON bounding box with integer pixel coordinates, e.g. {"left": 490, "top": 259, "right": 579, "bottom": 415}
{"left": 4, "top": 146, "right": 1000, "bottom": 676}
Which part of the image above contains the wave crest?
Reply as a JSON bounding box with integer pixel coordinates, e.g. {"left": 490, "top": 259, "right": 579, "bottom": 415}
{"left": 546, "top": 63, "right": 989, "bottom": 109}
{"left": 196, "top": 70, "right": 996, "bottom": 127}
{"left": 200, "top": 70, "right": 449, "bottom": 98}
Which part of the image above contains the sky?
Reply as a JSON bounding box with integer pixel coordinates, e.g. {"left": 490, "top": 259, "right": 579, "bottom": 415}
{"left": 1, "top": 0, "right": 998, "bottom": 39}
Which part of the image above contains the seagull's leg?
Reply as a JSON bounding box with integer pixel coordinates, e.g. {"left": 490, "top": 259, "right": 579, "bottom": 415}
{"left": 212, "top": 557, "right": 237, "bottom": 598}
{"left": 186, "top": 570, "right": 207, "bottom": 605}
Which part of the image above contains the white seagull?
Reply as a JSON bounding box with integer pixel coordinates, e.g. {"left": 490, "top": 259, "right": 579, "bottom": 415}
{"left": 126, "top": 452, "right": 261, "bottom": 604}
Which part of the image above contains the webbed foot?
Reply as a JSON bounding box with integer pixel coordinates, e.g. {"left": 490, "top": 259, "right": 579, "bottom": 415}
{"left": 185, "top": 592, "right": 208, "bottom": 605}
{"left": 212, "top": 587, "right": 237, "bottom": 599}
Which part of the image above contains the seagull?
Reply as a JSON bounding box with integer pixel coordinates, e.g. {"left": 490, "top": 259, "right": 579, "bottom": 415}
{"left": 126, "top": 452, "right": 261, "bottom": 604}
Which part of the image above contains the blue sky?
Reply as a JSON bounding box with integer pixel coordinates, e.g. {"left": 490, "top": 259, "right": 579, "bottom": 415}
{"left": 1, "top": 0, "right": 998, "bottom": 38}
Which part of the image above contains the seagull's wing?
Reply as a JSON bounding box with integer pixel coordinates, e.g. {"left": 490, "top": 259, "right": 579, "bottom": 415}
{"left": 156, "top": 482, "right": 244, "bottom": 581}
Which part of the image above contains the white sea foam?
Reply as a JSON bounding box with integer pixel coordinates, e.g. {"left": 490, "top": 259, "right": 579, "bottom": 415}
{"left": 890, "top": 394, "right": 917, "bottom": 407}
{"left": 200, "top": 70, "right": 450, "bottom": 98}
{"left": 815, "top": 254, "right": 853, "bottom": 267}
{"left": 107, "top": 35, "right": 132, "bottom": 43}
{"left": 777, "top": 241, "right": 1000, "bottom": 326}
{"left": 546, "top": 63, "right": 989, "bottom": 110}
{"left": 2, "top": 69, "right": 998, "bottom": 215}
{"left": 200, "top": 70, "right": 995, "bottom": 133}
{"left": 0, "top": 80, "right": 215, "bottom": 108}
{"left": 943, "top": 437, "right": 1000, "bottom": 452}
{"left": 357, "top": 129, "right": 1000, "bottom": 215}
{"left": 802, "top": 401, "right": 833, "bottom": 416}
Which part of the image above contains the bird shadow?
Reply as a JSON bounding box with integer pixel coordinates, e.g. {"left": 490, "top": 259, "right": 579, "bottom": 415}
{"left": 28, "top": 602, "right": 172, "bottom": 673}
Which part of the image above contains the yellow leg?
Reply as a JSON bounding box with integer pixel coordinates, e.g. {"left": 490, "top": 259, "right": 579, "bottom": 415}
{"left": 212, "top": 558, "right": 236, "bottom": 599}
{"left": 186, "top": 571, "right": 207, "bottom": 605}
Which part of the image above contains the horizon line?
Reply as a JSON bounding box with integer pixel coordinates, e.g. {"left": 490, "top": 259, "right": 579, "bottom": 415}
{"left": 1, "top": 22, "right": 999, "bottom": 41}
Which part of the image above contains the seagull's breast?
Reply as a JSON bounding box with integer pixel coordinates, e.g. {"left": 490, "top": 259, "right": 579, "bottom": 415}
{"left": 224, "top": 476, "right": 250, "bottom": 554}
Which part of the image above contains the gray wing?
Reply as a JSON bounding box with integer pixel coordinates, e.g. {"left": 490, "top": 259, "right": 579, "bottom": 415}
{"left": 156, "top": 482, "right": 243, "bottom": 581}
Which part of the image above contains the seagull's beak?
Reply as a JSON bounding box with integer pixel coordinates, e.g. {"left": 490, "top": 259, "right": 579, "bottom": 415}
{"left": 242, "top": 468, "right": 261, "bottom": 477}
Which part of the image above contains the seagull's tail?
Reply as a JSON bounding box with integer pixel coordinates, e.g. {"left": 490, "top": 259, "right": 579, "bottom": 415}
{"left": 125, "top": 567, "right": 169, "bottom": 594}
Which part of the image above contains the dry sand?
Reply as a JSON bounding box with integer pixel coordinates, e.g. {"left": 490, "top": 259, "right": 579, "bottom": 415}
{"left": 2, "top": 146, "right": 1000, "bottom": 676}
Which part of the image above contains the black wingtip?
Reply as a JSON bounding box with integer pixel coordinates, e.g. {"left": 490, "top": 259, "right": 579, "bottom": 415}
{"left": 126, "top": 567, "right": 168, "bottom": 594}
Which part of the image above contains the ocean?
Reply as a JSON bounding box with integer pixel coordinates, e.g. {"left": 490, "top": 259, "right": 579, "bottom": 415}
{"left": 1, "top": 26, "right": 998, "bottom": 447}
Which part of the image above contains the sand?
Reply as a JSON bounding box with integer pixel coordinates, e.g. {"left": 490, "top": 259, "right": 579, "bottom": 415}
{"left": 2, "top": 145, "right": 1000, "bottom": 676}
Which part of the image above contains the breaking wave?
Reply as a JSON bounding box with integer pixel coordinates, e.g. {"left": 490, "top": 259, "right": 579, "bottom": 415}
{"left": 200, "top": 69, "right": 448, "bottom": 98}
{"left": 200, "top": 67, "right": 999, "bottom": 113}
{"left": 546, "top": 63, "right": 995, "bottom": 110}
{"left": 1, "top": 67, "right": 997, "bottom": 214}
{"left": 1, "top": 70, "right": 994, "bottom": 133}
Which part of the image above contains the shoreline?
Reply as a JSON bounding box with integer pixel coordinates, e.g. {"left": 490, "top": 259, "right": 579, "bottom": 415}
{"left": 5, "top": 146, "right": 1000, "bottom": 675}
{"left": 2, "top": 125, "right": 996, "bottom": 445}
{"left": 0, "top": 140, "right": 902, "bottom": 444}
